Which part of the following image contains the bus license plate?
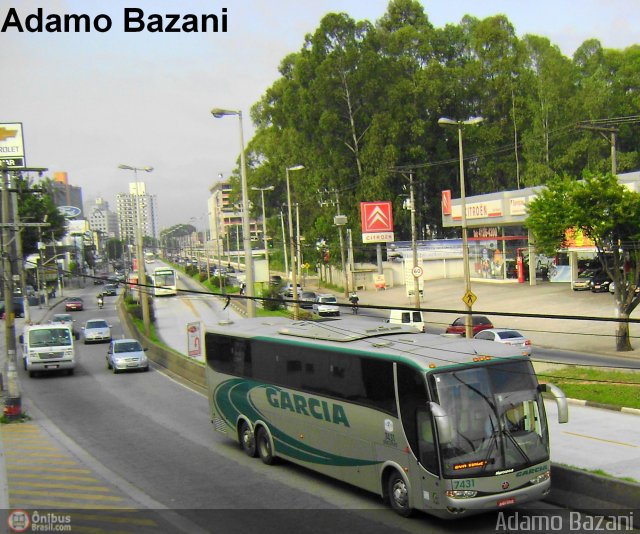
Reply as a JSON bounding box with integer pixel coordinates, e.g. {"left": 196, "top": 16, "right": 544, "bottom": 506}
{"left": 497, "top": 497, "right": 516, "bottom": 507}
{"left": 44, "top": 365, "right": 59, "bottom": 369}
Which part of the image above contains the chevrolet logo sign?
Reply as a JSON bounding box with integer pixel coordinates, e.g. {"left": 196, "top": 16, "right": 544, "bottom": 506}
{"left": 0, "top": 127, "right": 18, "bottom": 142}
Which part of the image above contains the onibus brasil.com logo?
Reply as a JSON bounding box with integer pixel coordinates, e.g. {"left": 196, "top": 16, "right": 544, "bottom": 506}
{"left": 8, "top": 510, "right": 72, "bottom": 532}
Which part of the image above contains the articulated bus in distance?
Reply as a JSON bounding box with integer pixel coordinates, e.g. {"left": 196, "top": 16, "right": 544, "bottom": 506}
{"left": 152, "top": 267, "right": 177, "bottom": 296}
{"left": 204, "top": 318, "right": 568, "bottom": 519}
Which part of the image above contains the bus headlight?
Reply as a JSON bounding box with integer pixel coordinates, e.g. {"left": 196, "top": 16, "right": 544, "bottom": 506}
{"left": 446, "top": 490, "right": 478, "bottom": 499}
{"left": 530, "top": 471, "right": 550, "bottom": 485}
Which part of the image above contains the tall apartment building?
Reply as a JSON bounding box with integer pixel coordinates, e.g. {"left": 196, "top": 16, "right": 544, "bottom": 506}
{"left": 207, "top": 180, "right": 257, "bottom": 255}
{"left": 87, "top": 197, "right": 119, "bottom": 239}
{"left": 116, "top": 182, "right": 158, "bottom": 246}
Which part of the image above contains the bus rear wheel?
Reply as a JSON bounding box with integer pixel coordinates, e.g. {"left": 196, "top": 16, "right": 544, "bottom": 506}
{"left": 387, "top": 471, "right": 413, "bottom": 517}
{"left": 256, "top": 426, "right": 276, "bottom": 465}
{"left": 239, "top": 421, "right": 257, "bottom": 457}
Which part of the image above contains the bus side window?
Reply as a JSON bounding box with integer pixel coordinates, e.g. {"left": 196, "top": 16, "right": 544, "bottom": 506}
{"left": 396, "top": 363, "right": 427, "bottom": 459}
{"left": 417, "top": 409, "right": 439, "bottom": 475}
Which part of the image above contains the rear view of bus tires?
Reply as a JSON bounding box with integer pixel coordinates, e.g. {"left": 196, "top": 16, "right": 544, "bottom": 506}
{"left": 238, "top": 421, "right": 257, "bottom": 457}
{"left": 256, "top": 426, "right": 276, "bottom": 465}
{"left": 387, "top": 471, "right": 413, "bottom": 517}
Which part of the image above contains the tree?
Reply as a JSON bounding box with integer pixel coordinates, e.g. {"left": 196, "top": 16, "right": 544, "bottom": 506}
{"left": 16, "top": 176, "right": 67, "bottom": 256}
{"left": 526, "top": 172, "right": 640, "bottom": 351}
{"left": 106, "top": 239, "right": 124, "bottom": 261}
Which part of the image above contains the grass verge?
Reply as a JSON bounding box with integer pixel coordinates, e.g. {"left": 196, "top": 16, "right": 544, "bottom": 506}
{"left": 537, "top": 365, "right": 640, "bottom": 409}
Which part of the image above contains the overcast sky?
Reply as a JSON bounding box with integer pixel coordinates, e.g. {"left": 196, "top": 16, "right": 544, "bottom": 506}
{"left": 3, "top": 0, "right": 639, "bottom": 229}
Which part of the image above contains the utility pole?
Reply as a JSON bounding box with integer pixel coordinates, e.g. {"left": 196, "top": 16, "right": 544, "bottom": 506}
{"left": 1, "top": 165, "right": 19, "bottom": 414}
{"left": 320, "top": 188, "right": 349, "bottom": 296}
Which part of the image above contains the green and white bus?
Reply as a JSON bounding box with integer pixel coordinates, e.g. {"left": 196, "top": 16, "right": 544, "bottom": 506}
{"left": 204, "top": 317, "right": 568, "bottom": 519}
{"left": 152, "top": 267, "right": 177, "bottom": 296}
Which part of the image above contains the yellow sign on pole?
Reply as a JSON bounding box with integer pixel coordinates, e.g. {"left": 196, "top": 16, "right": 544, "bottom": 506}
{"left": 462, "top": 290, "right": 477, "bottom": 307}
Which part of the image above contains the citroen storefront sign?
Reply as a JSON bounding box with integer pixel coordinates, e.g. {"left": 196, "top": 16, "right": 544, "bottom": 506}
{"left": 58, "top": 206, "right": 82, "bottom": 219}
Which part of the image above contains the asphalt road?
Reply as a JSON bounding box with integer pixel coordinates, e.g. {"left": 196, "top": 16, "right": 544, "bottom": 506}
{"left": 4, "top": 283, "right": 593, "bottom": 533}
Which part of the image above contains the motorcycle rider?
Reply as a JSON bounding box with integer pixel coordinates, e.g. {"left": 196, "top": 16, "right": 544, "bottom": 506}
{"left": 97, "top": 293, "right": 104, "bottom": 309}
{"left": 349, "top": 291, "right": 359, "bottom": 314}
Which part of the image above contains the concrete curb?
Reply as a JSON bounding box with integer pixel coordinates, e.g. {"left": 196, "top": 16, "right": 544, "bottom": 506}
{"left": 546, "top": 465, "right": 640, "bottom": 524}
{"left": 565, "top": 397, "right": 640, "bottom": 416}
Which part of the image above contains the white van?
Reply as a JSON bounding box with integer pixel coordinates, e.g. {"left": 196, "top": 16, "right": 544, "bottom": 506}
{"left": 20, "top": 324, "right": 77, "bottom": 377}
{"left": 387, "top": 309, "right": 425, "bottom": 332}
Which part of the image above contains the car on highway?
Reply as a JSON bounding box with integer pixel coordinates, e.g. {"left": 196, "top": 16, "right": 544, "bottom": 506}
{"left": 102, "top": 284, "right": 118, "bottom": 296}
{"left": 572, "top": 268, "right": 600, "bottom": 290}
{"left": 445, "top": 315, "right": 493, "bottom": 335}
{"left": 50, "top": 313, "right": 80, "bottom": 340}
{"left": 64, "top": 297, "right": 84, "bottom": 312}
{"left": 474, "top": 328, "right": 532, "bottom": 356}
{"left": 82, "top": 319, "right": 112, "bottom": 344}
{"left": 312, "top": 294, "right": 340, "bottom": 317}
{"left": 299, "top": 291, "right": 317, "bottom": 309}
{"left": 106, "top": 339, "right": 149, "bottom": 373}
{"left": 282, "top": 283, "right": 303, "bottom": 298}
{"left": 0, "top": 297, "right": 25, "bottom": 319}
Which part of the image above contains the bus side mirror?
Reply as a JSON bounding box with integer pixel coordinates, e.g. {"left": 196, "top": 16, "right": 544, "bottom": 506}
{"left": 429, "top": 401, "right": 453, "bottom": 445}
{"left": 538, "top": 383, "right": 569, "bottom": 424}
{"left": 18, "top": 334, "right": 23, "bottom": 344}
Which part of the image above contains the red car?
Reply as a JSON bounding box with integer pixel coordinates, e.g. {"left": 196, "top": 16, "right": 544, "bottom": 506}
{"left": 64, "top": 297, "right": 84, "bottom": 312}
{"left": 446, "top": 315, "right": 493, "bottom": 335}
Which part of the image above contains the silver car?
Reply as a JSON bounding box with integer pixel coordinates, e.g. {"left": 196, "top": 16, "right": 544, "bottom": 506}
{"left": 312, "top": 294, "right": 340, "bottom": 317}
{"left": 474, "top": 328, "right": 532, "bottom": 356}
{"left": 107, "top": 339, "right": 149, "bottom": 373}
{"left": 82, "top": 319, "right": 112, "bottom": 344}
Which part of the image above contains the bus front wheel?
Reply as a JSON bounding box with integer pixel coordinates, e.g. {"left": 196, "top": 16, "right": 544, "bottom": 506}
{"left": 387, "top": 471, "right": 413, "bottom": 517}
{"left": 256, "top": 426, "right": 276, "bottom": 465}
{"left": 239, "top": 420, "right": 257, "bottom": 457}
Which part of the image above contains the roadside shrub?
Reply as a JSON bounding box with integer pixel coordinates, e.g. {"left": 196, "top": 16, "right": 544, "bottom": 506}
{"left": 262, "top": 285, "right": 285, "bottom": 311}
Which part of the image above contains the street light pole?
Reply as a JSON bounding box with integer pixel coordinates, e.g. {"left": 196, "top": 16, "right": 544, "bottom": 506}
{"left": 252, "top": 185, "right": 274, "bottom": 279}
{"left": 211, "top": 108, "right": 256, "bottom": 318}
{"left": 118, "top": 164, "right": 153, "bottom": 337}
{"left": 286, "top": 165, "right": 305, "bottom": 319}
{"left": 438, "top": 116, "right": 484, "bottom": 338}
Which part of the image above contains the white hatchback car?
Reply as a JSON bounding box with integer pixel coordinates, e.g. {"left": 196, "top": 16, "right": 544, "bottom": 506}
{"left": 312, "top": 294, "right": 340, "bottom": 317}
{"left": 82, "top": 319, "right": 112, "bottom": 344}
{"left": 107, "top": 339, "right": 149, "bottom": 373}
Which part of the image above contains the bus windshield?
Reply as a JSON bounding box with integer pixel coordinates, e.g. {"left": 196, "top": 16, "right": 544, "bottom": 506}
{"left": 154, "top": 270, "right": 176, "bottom": 286}
{"left": 430, "top": 360, "right": 549, "bottom": 478}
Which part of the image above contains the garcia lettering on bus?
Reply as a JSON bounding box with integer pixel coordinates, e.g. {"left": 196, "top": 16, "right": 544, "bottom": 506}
{"left": 265, "top": 387, "right": 350, "bottom": 427}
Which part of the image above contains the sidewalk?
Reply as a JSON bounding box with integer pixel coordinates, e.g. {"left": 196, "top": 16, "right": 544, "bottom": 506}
{"left": 308, "top": 277, "right": 640, "bottom": 359}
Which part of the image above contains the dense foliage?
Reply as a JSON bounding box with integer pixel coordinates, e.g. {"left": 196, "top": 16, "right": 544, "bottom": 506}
{"left": 16, "top": 176, "right": 67, "bottom": 255}
{"left": 232, "top": 0, "right": 640, "bottom": 267}
{"left": 527, "top": 173, "right": 640, "bottom": 350}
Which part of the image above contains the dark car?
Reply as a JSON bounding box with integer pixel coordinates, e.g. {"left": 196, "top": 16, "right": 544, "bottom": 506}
{"left": 446, "top": 315, "right": 493, "bottom": 335}
{"left": 64, "top": 297, "right": 84, "bottom": 312}
{"left": 0, "top": 297, "right": 25, "bottom": 319}
{"left": 573, "top": 268, "right": 600, "bottom": 291}
{"left": 590, "top": 272, "right": 613, "bottom": 293}
{"left": 102, "top": 284, "right": 118, "bottom": 296}
{"left": 299, "top": 291, "right": 317, "bottom": 309}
